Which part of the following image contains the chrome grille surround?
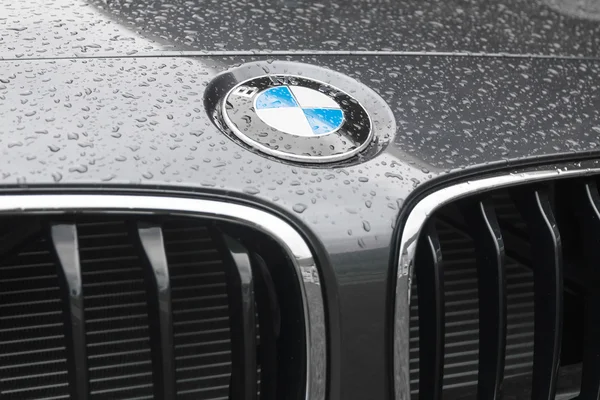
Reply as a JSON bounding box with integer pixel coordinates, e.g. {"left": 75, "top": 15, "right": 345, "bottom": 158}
{"left": 393, "top": 164, "right": 600, "bottom": 399}
{"left": 0, "top": 194, "right": 326, "bottom": 400}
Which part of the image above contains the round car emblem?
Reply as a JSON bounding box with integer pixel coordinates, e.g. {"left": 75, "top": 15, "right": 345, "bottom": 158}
{"left": 221, "top": 75, "right": 373, "bottom": 163}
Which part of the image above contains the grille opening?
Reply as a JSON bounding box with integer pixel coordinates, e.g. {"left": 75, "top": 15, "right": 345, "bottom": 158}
{"left": 409, "top": 178, "right": 596, "bottom": 399}
{"left": 0, "top": 214, "right": 306, "bottom": 400}
{"left": 225, "top": 224, "right": 307, "bottom": 399}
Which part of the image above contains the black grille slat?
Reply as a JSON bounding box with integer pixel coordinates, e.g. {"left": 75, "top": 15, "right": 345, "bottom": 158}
{"left": 0, "top": 215, "right": 287, "bottom": 400}
{"left": 511, "top": 188, "right": 564, "bottom": 400}
{"left": 414, "top": 221, "right": 444, "bottom": 400}
{"left": 217, "top": 233, "right": 258, "bottom": 400}
{"left": 135, "top": 222, "right": 176, "bottom": 400}
{"left": 409, "top": 181, "right": 600, "bottom": 399}
{"left": 575, "top": 181, "right": 600, "bottom": 399}
{"left": 49, "top": 224, "right": 89, "bottom": 400}
{"left": 252, "top": 254, "right": 279, "bottom": 399}
{"left": 460, "top": 198, "right": 507, "bottom": 400}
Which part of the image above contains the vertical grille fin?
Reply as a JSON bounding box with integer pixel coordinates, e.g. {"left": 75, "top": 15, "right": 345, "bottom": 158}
{"left": 135, "top": 222, "right": 176, "bottom": 400}
{"left": 460, "top": 198, "right": 507, "bottom": 400}
{"left": 575, "top": 181, "right": 600, "bottom": 399}
{"left": 49, "top": 223, "right": 89, "bottom": 400}
{"left": 1, "top": 215, "right": 292, "bottom": 400}
{"left": 403, "top": 175, "right": 600, "bottom": 400}
{"left": 511, "top": 188, "right": 564, "bottom": 400}
{"left": 414, "top": 221, "right": 444, "bottom": 400}
{"left": 218, "top": 233, "right": 257, "bottom": 400}
{"left": 252, "top": 253, "right": 279, "bottom": 399}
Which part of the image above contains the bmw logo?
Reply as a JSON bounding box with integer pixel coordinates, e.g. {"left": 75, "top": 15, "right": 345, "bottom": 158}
{"left": 221, "top": 74, "right": 374, "bottom": 163}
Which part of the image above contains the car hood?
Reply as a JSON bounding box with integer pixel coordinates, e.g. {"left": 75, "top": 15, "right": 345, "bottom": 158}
{"left": 1, "top": 53, "right": 600, "bottom": 248}
{"left": 2, "top": 0, "right": 600, "bottom": 58}
{"left": 2, "top": 3, "right": 600, "bottom": 399}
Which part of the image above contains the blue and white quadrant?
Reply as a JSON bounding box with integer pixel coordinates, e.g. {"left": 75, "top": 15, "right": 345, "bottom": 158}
{"left": 254, "top": 86, "right": 344, "bottom": 137}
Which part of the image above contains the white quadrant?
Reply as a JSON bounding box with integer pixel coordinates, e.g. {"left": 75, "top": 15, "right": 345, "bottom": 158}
{"left": 256, "top": 107, "right": 315, "bottom": 137}
{"left": 289, "top": 86, "right": 340, "bottom": 109}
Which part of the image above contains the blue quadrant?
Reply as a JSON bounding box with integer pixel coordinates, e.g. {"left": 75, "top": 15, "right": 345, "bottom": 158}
{"left": 303, "top": 108, "right": 344, "bottom": 135}
{"left": 255, "top": 86, "right": 298, "bottom": 109}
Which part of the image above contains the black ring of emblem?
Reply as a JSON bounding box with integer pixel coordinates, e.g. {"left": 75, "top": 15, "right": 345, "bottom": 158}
{"left": 221, "top": 74, "right": 373, "bottom": 163}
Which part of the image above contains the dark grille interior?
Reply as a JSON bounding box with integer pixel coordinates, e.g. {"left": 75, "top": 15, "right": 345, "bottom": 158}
{"left": 162, "top": 220, "right": 232, "bottom": 399}
{"left": 80, "top": 220, "right": 155, "bottom": 399}
{"left": 409, "top": 178, "right": 598, "bottom": 399}
{"left": 0, "top": 214, "right": 304, "bottom": 400}
{"left": 0, "top": 231, "right": 70, "bottom": 399}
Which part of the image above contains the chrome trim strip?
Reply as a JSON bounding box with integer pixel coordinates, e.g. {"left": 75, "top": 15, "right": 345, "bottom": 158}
{"left": 0, "top": 194, "right": 325, "bottom": 400}
{"left": 394, "top": 167, "right": 600, "bottom": 399}
{"left": 3, "top": 50, "right": 597, "bottom": 61}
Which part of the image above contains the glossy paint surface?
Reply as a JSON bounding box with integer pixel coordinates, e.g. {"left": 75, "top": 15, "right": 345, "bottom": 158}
{"left": 2, "top": 1, "right": 600, "bottom": 399}
{"left": 3, "top": 0, "right": 600, "bottom": 57}
{"left": 1, "top": 54, "right": 600, "bottom": 400}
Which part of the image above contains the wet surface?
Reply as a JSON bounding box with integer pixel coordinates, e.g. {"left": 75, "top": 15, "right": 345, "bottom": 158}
{"left": 2, "top": 56, "right": 599, "bottom": 188}
{"left": 0, "top": 0, "right": 166, "bottom": 58}
{"left": 3, "top": 0, "right": 600, "bottom": 397}
{"left": 1, "top": 55, "right": 600, "bottom": 399}
{"left": 2, "top": 0, "right": 600, "bottom": 58}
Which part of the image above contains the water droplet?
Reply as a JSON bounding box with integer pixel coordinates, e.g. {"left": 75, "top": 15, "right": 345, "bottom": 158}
{"left": 385, "top": 172, "right": 404, "bottom": 180}
{"left": 51, "top": 172, "right": 63, "bottom": 182}
{"left": 69, "top": 165, "right": 88, "bottom": 173}
{"left": 243, "top": 187, "right": 260, "bottom": 195}
{"left": 48, "top": 145, "right": 60, "bottom": 152}
{"left": 122, "top": 92, "right": 140, "bottom": 99}
{"left": 362, "top": 221, "right": 371, "bottom": 232}
{"left": 293, "top": 203, "right": 307, "bottom": 213}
